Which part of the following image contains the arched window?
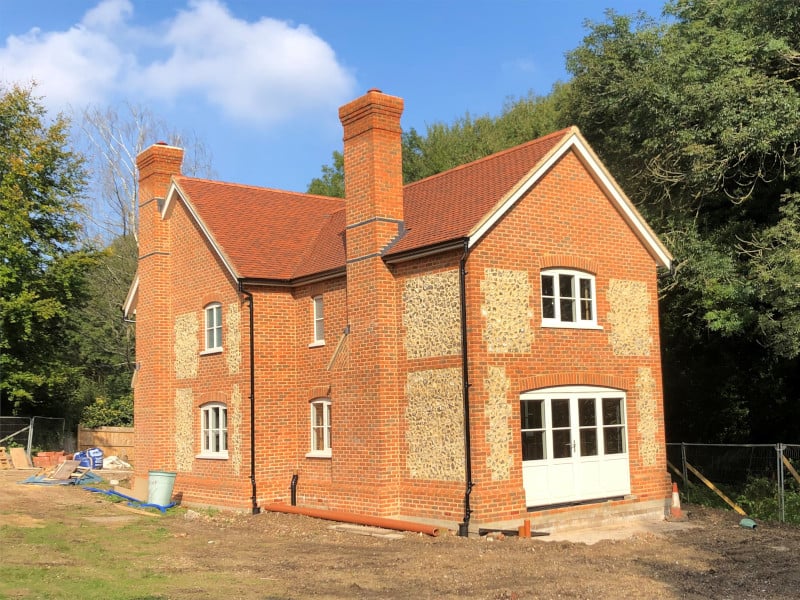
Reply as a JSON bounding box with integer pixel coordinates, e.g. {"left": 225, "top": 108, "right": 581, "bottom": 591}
{"left": 308, "top": 398, "right": 331, "bottom": 457}
{"left": 540, "top": 269, "right": 599, "bottom": 328}
{"left": 204, "top": 303, "right": 222, "bottom": 351}
{"left": 310, "top": 295, "right": 325, "bottom": 346}
{"left": 200, "top": 402, "right": 228, "bottom": 458}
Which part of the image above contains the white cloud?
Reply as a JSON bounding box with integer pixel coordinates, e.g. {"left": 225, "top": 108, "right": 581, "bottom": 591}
{"left": 0, "top": 0, "right": 132, "bottom": 109}
{"left": 135, "top": 0, "right": 355, "bottom": 124}
{"left": 0, "top": 0, "right": 355, "bottom": 125}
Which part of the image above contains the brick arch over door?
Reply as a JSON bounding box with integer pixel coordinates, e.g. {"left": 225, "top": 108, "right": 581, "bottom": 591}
{"left": 519, "top": 372, "right": 628, "bottom": 393}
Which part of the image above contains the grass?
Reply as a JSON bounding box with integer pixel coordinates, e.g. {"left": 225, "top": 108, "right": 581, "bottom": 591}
{"left": 0, "top": 492, "right": 291, "bottom": 600}
{"left": 0, "top": 518, "right": 177, "bottom": 600}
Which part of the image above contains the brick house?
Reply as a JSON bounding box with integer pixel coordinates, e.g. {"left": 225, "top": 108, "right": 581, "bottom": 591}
{"left": 124, "top": 89, "right": 673, "bottom": 534}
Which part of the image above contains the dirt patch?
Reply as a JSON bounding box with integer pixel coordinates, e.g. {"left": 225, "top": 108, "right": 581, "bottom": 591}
{"left": 1, "top": 469, "right": 798, "bottom": 599}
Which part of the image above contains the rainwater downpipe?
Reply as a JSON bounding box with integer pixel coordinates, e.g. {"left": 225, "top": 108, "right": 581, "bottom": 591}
{"left": 458, "top": 239, "right": 474, "bottom": 537}
{"left": 238, "top": 281, "right": 260, "bottom": 514}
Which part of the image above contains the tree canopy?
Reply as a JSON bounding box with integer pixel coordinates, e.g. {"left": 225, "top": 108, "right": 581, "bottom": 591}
{"left": 564, "top": 0, "right": 800, "bottom": 441}
{"left": 0, "top": 84, "right": 96, "bottom": 420}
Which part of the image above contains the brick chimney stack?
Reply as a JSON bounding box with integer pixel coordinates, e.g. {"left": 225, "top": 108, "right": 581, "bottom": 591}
{"left": 339, "top": 89, "right": 405, "bottom": 259}
{"left": 137, "top": 143, "right": 184, "bottom": 256}
{"left": 134, "top": 142, "right": 183, "bottom": 480}
{"left": 336, "top": 90, "right": 405, "bottom": 513}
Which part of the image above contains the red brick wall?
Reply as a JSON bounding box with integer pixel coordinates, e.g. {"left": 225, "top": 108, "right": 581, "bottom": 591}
{"left": 134, "top": 130, "right": 670, "bottom": 522}
{"left": 461, "top": 148, "right": 670, "bottom": 522}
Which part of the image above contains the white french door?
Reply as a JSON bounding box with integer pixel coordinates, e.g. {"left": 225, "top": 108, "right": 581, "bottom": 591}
{"left": 520, "top": 386, "right": 630, "bottom": 507}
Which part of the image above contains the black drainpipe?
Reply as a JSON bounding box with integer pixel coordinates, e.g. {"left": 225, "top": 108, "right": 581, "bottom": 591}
{"left": 238, "top": 281, "right": 260, "bottom": 514}
{"left": 458, "top": 239, "right": 474, "bottom": 537}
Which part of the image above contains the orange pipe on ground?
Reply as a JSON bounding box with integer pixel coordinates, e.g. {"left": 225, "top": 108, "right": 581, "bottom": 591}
{"left": 262, "top": 502, "right": 442, "bottom": 537}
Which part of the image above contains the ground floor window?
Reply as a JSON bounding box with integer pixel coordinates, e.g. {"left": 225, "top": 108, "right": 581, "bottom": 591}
{"left": 308, "top": 398, "right": 331, "bottom": 457}
{"left": 200, "top": 403, "right": 228, "bottom": 458}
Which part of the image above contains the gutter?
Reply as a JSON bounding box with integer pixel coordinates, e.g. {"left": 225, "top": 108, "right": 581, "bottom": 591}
{"left": 457, "top": 239, "right": 474, "bottom": 537}
{"left": 238, "top": 280, "right": 260, "bottom": 515}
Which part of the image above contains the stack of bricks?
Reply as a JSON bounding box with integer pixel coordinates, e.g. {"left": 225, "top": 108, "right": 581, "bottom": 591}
{"left": 32, "top": 451, "right": 66, "bottom": 468}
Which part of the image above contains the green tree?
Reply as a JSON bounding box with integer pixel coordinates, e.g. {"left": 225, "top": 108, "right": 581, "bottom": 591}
{"left": 75, "top": 104, "right": 214, "bottom": 426}
{"left": 0, "top": 83, "right": 96, "bottom": 420}
{"left": 307, "top": 151, "right": 344, "bottom": 198}
{"left": 564, "top": 0, "right": 800, "bottom": 441}
{"left": 72, "top": 234, "right": 137, "bottom": 426}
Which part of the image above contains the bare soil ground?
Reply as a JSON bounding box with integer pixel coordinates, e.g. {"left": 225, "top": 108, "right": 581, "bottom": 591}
{"left": 1, "top": 469, "right": 799, "bottom": 599}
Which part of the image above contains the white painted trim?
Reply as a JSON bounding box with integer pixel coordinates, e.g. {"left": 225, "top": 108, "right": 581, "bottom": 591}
{"left": 199, "top": 348, "right": 223, "bottom": 356}
{"left": 305, "top": 450, "right": 332, "bottom": 459}
{"left": 162, "top": 182, "right": 241, "bottom": 281}
{"left": 541, "top": 323, "right": 604, "bottom": 330}
{"left": 308, "top": 340, "right": 326, "bottom": 348}
{"left": 468, "top": 130, "right": 673, "bottom": 269}
{"left": 123, "top": 274, "right": 139, "bottom": 318}
{"left": 570, "top": 135, "right": 672, "bottom": 268}
{"left": 469, "top": 136, "right": 572, "bottom": 246}
{"left": 196, "top": 452, "right": 229, "bottom": 460}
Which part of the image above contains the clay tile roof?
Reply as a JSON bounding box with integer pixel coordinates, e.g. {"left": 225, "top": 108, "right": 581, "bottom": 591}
{"left": 173, "top": 128, "right": 570, "bottom": 281}
{"left": 388, "top": 128, "right": 570, "bottom": 256}
{"left": 174, "top": 177, "right": 344, "bottom": 280}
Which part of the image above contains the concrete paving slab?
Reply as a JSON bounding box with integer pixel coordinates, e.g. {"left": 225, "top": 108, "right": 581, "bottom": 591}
{"left": 534, "top": 517, "right": 698, "bottom": 545}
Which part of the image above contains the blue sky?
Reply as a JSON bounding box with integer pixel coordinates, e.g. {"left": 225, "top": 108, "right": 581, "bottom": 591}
{"left": 0, "top": 0, "right": 665, "bottom": 193}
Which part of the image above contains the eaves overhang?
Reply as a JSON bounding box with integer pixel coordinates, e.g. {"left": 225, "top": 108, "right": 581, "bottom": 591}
{"left": 161, "top": 180, "right": 242, "bottom": 282}
{"left": 383, "top": 239, "right": 466, "bottom": 264}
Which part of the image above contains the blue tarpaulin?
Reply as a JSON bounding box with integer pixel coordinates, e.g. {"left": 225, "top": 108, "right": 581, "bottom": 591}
{"left": 19, "top": 471, "right": 104, "bottom": 486}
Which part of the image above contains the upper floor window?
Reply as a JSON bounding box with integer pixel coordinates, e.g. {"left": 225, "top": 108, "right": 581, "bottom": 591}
{"left": 200, "top": 402, "right": 228, "bottom": 458}
{"left": 311, "top": 295, "right": 325, "bottom": 346}
{"left": 308, "top": 398, "right": 331, "bottom": 457}
{"left": 540, "top": 269, "right": 599, "bottom": 328}
{"left": 205, "top": 303, "right": 222, "bottom": 351}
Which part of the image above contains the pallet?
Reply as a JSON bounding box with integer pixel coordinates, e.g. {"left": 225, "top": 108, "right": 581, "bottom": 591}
{"left": 0, "top": 447, "right": 11, "bottom": 470}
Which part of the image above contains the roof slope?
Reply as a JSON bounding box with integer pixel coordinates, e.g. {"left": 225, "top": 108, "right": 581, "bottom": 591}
{"left": 168, "top": 127, "right": 669, "bottom": 282}
{"left": 389, "top": 128, "right": 570, "bottom": 256}
{"left": 172, "top": 178, "right": 345, "bottom": 280}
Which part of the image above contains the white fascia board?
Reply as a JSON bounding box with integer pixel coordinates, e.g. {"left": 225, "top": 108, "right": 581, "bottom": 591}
{"left": 468, "top": 132, "right": 673, "bottom": 270}
{"left": 162, "top": 182, "right": 241, "bottom": 281}
{"left": 569, "top": 135, "right": 673, "bottom": 269}
{"left": 468, "top": 134, "right": 574, "bottom": 248}
{"left": 122, "top": 274, "right": 138, "bottom": 318}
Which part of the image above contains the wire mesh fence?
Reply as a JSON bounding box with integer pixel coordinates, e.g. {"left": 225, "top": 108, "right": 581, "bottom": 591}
{"left": 667, "top": 442, "right": 800, "bottom": 523}
{"left": 0, "top": 416, "right": 67, "bottom": 460}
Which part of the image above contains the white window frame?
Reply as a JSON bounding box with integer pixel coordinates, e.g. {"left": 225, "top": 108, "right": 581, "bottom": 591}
{"left": 307, "top": 398, "right": 331, "bottom": 458}
{"left": 309, "top": 295, "right": 325, "bottom": 347}
{"left": 198, "top": 402, "right": 228, "bottom": 459}
{"left": 203, "top": 303, "right": 223, "bottom": 353}
{"left": 540, "top": 269, "right": 601, "bottom": 329}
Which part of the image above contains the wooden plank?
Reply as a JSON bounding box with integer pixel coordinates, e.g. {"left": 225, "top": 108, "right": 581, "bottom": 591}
{"left": 113, "top": 503, "right": 161, "bottom": 518}
{"left": 52, "top": 460, "right": 80, "bottom": 480}
{"left": 783, "top": 455, "right": 800, "bottom": 486}
{"left": 667, "top": 460, "right": 683, "bottom": 479}
{"left": 9, "top": 447, "right": 32, "bottom": 469}
{"left": 685, "top": 461, "right": 747, "bottom": 516}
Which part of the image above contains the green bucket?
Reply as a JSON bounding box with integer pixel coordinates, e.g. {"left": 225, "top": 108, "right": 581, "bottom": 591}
{"left": 147, "top": 470, "right": 177, "bottom": 506}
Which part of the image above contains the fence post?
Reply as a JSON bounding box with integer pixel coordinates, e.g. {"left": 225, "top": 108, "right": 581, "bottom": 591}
{"left": 777, "top": 443, "right": 785, "bottom": 523}
{"left": 26, "top": 417, "right": 34, "bottom": 460}
{"left": 681, "top": 443, "right": 689, "bottom": 501}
